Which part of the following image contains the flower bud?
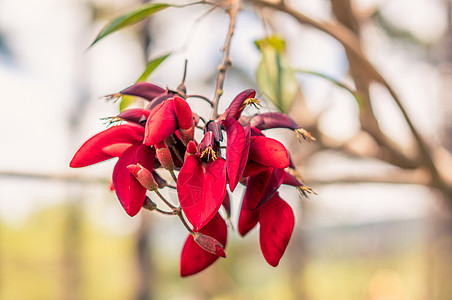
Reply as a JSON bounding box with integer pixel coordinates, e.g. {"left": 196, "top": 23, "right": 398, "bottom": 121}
{"left": 143, "top": 196, "right": 157, "bottom": 210}
{"left": 193, "top": 232, "right": 226, "bottom": 258}
{"left": 155, "top": 142, "right": 175, "bottom": 171}
{"left": 127, "top": 163, "right": 158, "bottom": 191}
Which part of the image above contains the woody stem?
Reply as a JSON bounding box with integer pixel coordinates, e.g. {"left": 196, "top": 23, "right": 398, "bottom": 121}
{"left": 175, "top": 207, "right": 194, "bottom": 234}
{"left": 211, "top": 0, "right": 241, "bottom": 119}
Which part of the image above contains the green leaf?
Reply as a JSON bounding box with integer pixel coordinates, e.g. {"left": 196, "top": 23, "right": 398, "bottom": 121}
{"left": 91, "top": 3, "right": 171, "bottom": 47}
{"left": 136, "top": 52, "right": 171, "bottom": 82}
{"left": 119, "top": 53, "right": 172, "bottom": 112}
{"left": 294, "top": 69, "right": 363, "bottom": 108}
{"left": 119, "top": 95, "right": 136, "bottom": 112}
{"left": 255, "top": 35, "right": 298, "bottom": 113}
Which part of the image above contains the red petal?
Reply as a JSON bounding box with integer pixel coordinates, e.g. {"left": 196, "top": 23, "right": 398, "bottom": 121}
{"left": 174, "top": 97, "right": 193, "bottom": 130}
{"left": 120, "top": 82, "right": 165, "bottom": 101}
{"left": 243, "top": 161, "right": 269, "bottom": 177}
{"left": 238, "top": 195, "right": 259, "bottom": 236}
{"left": 259, "top": 194, "right": 294, "bottom": 267}
{"left": 144, "top": 99, "right": 177, "bottom": 145}
{"left": 70, "top": 125, "right": 143, "bottom": 168}
{"left": 245, "top": 168, "right": 285, "bottom": 210}
{"left": 177, "top": 156, "right": 226, "bottom": 231}
{"left": 112, "top": 144, "right": 155, "bottom": 216}
{"left": 249, "top": 136, "right": 289, "bottom": 169}
{"left": 222, "top": 118, "right": 250, "bottom": 191}
{"left": 102, "top": 143, "right": 133, "bottom": 157}
{"left": 180, "top": 214, "right": 227, "bottom": 277}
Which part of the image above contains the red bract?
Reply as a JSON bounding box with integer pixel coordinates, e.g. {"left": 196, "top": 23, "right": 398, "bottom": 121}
{"left": 70, "top": 123, "right": 155, "bottom": 216}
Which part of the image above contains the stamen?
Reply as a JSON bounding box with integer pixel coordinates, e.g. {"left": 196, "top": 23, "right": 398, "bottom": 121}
{"left": 240, "top": 98, "right": 262, "bottom": 111}
{"left": 295, "top": 128, "right": 316, "bottom": 143}
{"left": 100, "top": 116, "right": 123, "bottom": 126}
{"left": 103, "top": 93, "right": 122, "bottom": 103}
{"left": 296, "top": 185, "right": 316, "bottom": 198}
{"left": 199, "top": 146, "right": 217, "bottom": 161}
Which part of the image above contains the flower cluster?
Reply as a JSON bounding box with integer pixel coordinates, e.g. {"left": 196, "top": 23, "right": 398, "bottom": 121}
{"left": 70, "top": 82, "right": 313, "bottom": 276}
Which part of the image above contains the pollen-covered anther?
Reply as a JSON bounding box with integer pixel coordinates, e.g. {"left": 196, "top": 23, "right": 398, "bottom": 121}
{"left": 295, "top": 128, "right": 316, "bottom": 143}
{"left": 199, "top": 146, "right": 217, "bottom": 161}
{"left": 240, "top": 98, "right": 262, "bottom": 111}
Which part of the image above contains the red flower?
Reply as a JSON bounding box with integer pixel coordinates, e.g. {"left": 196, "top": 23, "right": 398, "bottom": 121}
{"left": 70, "top": 122, "right": 155, "bottom": 216}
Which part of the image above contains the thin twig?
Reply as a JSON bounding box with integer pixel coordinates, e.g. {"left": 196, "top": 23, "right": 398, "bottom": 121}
{"left": 186, "top": 94, "right": 214, "bottom": 107}
{"left": 154, "top": 189, "right": 176, "bottom": 210}
{"left": 211, "top": 0, "right": 242, "bottom": 119}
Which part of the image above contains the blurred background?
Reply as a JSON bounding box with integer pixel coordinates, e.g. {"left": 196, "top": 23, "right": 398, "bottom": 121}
{"left": 1, "top": 0, "right": 452, "bottom": 299}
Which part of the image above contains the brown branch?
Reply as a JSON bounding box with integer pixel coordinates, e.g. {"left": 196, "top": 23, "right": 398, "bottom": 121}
{"left": 211, "top": 0, "right": 242, "bottom": 119}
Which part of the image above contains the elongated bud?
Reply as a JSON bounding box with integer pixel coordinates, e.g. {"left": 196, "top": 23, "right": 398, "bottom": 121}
{"left": 116, "top": 108, "right": 150, "bottom": 125}
{"left": 143, "top": 196, "right": 157, "bottom": 210}
{"left": 127, "top": 163, "right": 158, "bottom": 191}
{"left": 155, "top": 142, "right": 175, "bottom": 171}
{"left": 193, "top": 232, "right": 226, "bottom": 258}
{"left": 184, "top": 141, "right": 198, "bottom": 161}
{"left": 120, "top": 82, "right": 166, "bottom": 101}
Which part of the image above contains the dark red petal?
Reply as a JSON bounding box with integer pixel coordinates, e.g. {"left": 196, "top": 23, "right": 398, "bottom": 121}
{"left": 245, "top": 168, "right": 285, "bottom": 210}
{"left": 113, "top": 144, "right": 155, "bottom": 216}
{"left": 180, "top": 213, "right": 227, "bottom": 277}
{"left": 222, "top": 118, "right": 250, "bottom": 192}
{"left": 174, "top": 96, "right": 193, "bottom": 130}
{"left": 205, "top": 121, "right": 223, "bottom": 142}
{"left": 120, "top": 82, "right": 166, "bottom": 101}
{"left": 238, "top": 194, "right": 259, "bottom": 236}
{"left": 249, "top": 136, "right": 289, "bottom": 169}
{"left": 70, "top": 125, "right": 144, "bottom": 168}
{"left": 144, "top": 99, "right": 177, "bottom": 145}
{"left": 259, "top": 194, "right": 294, "bottom": 267}
{"left": 250, "top": 112, "right": 299, "bottom": 130}
{"left": 177, "top": 156, "right": 226, "bottom": 231}
{"left": 117, "top": 108, "right": 150, "bottom": 125}
{"left": 221, "top": 89, "right": 256, "bottom": 120}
